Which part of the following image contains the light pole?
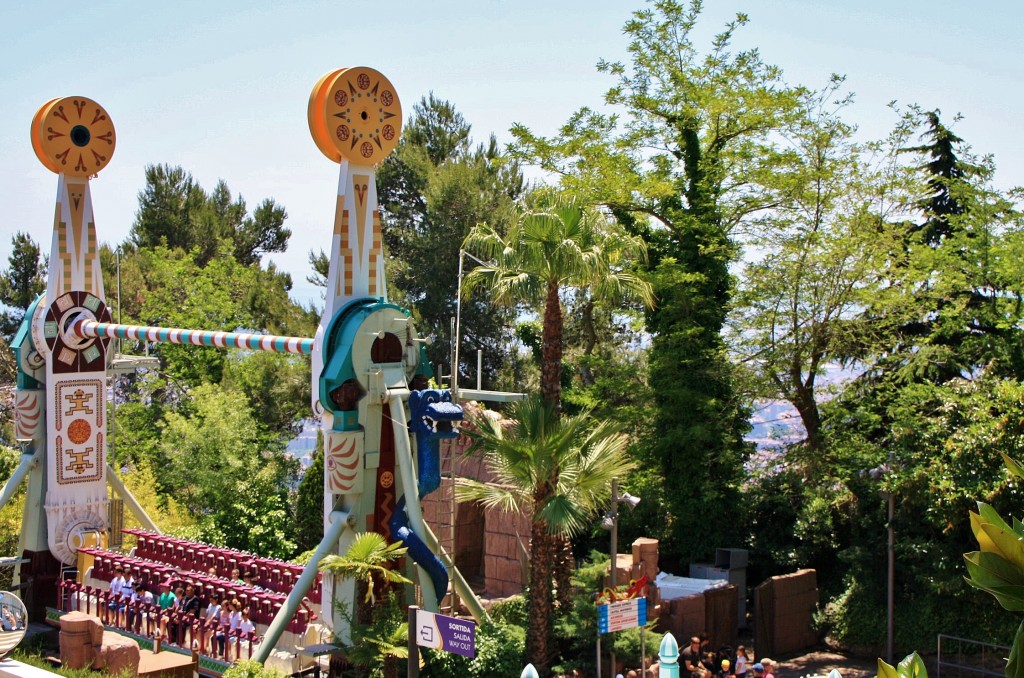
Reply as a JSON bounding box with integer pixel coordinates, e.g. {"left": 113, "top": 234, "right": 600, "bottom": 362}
{"left": 602, "top": 477, "right": 641, "bottom": 678}
{"left": 453, "top": 249, "right": 491, "bottom": 400}
{"left": 868, "top": 452, "right": 895, "bottom": 664}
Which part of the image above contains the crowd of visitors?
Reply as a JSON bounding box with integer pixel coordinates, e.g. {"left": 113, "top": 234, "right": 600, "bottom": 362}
{"left": 105, "top": 567, "right": 265, "bottom": 659}
{"left": 677, "top": 635, "right": 775, "bottom": 678}
{"left": 607, "top": 633, "right": 776, "bottom": 678}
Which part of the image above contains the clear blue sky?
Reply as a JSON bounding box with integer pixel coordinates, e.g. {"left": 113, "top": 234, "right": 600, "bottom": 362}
{"left": 2, "top": 0, "right": 1021, "bottom": 307}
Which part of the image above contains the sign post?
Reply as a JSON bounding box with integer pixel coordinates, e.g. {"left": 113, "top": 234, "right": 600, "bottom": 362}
{"left": 408, "top": 605, "right": 419, "bottom": 678}
{"left": 412, "top": 607, "right": 476, "bottom": 663}
{"left": 597, "top": 597, "right": 648, "bottom": 677}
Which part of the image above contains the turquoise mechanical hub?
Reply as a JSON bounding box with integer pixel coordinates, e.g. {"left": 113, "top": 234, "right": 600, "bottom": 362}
{"left": 318, "top": 297, "right": 431, "bottom": 430}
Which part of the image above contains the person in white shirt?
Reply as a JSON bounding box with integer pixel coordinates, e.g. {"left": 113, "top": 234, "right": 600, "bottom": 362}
{"left": 235, "top": 609, "right": 257, "bottom": 657}
{"left": 203, "top": 594, "right": 222, "bottom": 656}
{"left": 223, "top": 599, "right": 243, "bottom": 658}
{"left": 109, "top": 567, "right": 126, "bottom": 600}
{"left": 121, "top": 572, "right": 135, "bottom": 597}
{"left": 238, "top": 609, "right": 255, "bottom": 637}
{"left": 108, "top": 566, "right": 127, "bottom": 621}
{"left": 126, "top": 582, "right": 154, "bottom": 631}
{"left": 204, "top": 594, "right": 222, "bottom": 624}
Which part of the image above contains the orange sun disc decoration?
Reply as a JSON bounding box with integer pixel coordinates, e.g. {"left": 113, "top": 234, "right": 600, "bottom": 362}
{"left": 31, "top": 96, "right": 116, "bottom": 177}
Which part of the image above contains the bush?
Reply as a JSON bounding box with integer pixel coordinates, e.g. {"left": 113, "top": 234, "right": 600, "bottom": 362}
{"left": 222, "top": 659, "right": 285, "bottom": 678}
{"left": 489, "top": 595, "right": 527, "bottom": 627}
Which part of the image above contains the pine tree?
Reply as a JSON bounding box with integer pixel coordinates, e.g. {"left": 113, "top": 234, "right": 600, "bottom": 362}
{"left": 0, "top": 232, "right": 46, "bottom": 340}
{"left": 294, "top": 432, "right": 324, "bottom": 553}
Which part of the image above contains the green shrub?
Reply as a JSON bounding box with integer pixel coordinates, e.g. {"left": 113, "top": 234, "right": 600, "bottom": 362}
{"left": 222, "top": 659, "right": 285, "bottom": 678}
{"left": 489, "top": 595, "right": 527, "bottom": 627}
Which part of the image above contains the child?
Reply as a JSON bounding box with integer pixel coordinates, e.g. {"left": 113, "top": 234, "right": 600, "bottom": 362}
{"left": 225, "top": 599, "right": 243, "bottom": 658}
{"left": 215, "top": 603, "right": 233, "bottom": 658}
{"left": 239, "top": 609, "right": 255, "bottom": 637}
{"left": 735, "top": 646, "right": 749, "bottom": 678}
{"left": 720, "top": 659, "right": 733, "bottom": 678}
{"left": 204, "top": 594, "right": 222, "bottom": 656}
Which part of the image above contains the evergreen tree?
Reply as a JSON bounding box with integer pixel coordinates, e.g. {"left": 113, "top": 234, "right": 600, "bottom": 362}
{"left": 128, "top": 164, "right": 291, "bottom": 267}
{"left": 294, "top": 433, "right": 324, "bottom": 553}
{"left": 366, "top": 95, "right": 525, "bottom": 388}
{"left": 511, "top": 1, "right": 802, "bottom": 564}
{"left": 903, "top": 111, "right": 980, "bottom": 246}
{"left": 0, "top": 232, "right": 46, "bottom": 339}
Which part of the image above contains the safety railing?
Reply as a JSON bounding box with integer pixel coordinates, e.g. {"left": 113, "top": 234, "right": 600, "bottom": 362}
{"left": 937, "top": 634, "right": 1010, "bottom": 678}
{"left": 78, "top": 547, "right": 312, "bottom": 631}
{"left": 58, "top": 580, "right": 259, "bottom": 662}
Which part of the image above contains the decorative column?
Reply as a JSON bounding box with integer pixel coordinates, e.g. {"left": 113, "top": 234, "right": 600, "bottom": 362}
{"left": 307, "top": 67, "right": 409, "bottom": 638}
{"left": 29, "top": 96, "right": 116, "bottom": 565}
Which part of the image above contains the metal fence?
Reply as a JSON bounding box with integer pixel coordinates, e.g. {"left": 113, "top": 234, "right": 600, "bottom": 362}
{"left": 937, "top": 634, "right": 1010, "bottom": 678}
{"left": 0, "top": 557, "right": 28, "bottom": 592}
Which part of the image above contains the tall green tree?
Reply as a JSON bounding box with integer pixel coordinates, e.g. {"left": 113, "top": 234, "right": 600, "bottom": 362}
{"left": 463, "top": 197, "right": 652, "bottom": 412}
{"left": 903, "top": 111, "right": 981, "bottom": 247}
{"left": 0, "top": 232, "right": 46, "bottom": 339}
{"left": 730, "top": 83, "right": 914, "bottom": 454}
{"left": 789, "top": 114, "right": 1024, "bottom": 650}
{"left": 128, "top": 164, "right": 290, "bottom": 267}
{"left": 382, "top": 95, "right": 525, "bottom": 387}
{"left": 294, "top": 433, "right": 324, "bottom": 553}
{"left": 511, "top": 1, "right": 802, "bottom": 563}
{"left": 887, "top": 111, "right": 1024, "bottom": 383}
{"left": 458, "top": 397, "right": 634, "bottom": 674}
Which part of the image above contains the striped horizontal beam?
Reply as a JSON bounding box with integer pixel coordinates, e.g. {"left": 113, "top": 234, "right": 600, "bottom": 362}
{"left": 71, "top": 319, "right": 314, "bottom": 355}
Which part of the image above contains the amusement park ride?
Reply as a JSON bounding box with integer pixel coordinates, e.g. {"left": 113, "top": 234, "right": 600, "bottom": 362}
{"left": 0, "top": 68, "right": 494, "bottom": 667}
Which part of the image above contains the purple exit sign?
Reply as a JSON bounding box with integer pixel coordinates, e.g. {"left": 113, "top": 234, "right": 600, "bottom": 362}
{"left": 415, "top": 609, "right": 476, "bottom": 658}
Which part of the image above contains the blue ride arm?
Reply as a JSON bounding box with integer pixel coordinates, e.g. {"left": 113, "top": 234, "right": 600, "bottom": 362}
{"left": 390, "top": 497, "right": 449, "bottom": 606}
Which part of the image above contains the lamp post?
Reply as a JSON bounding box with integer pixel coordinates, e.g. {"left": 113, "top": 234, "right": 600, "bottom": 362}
{"left": 602, "top": 477, "right": 641, "bottom": 678}
{"left": 868, "top": 452, "right": 895, "bottom": 664}
{"left": 453, "top": 249, "right": 491, "bottom": 399}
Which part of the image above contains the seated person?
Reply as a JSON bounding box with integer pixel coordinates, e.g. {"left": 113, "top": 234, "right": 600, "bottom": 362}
{"left": 126, "top": 582, "right": 154, "bottom": 632}
{"left": 682, "top": 636, "right": 708, "bottom": 678}
{"left": 242, "top": 572, "right": 264, "bottom": 591}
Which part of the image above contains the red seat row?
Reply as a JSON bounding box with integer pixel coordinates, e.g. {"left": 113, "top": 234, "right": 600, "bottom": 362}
{"left": 123, "top": 529, "right": 321, "bottom": 603}
{"left": 80, "top": 547, "right": 311, "bottom": 632}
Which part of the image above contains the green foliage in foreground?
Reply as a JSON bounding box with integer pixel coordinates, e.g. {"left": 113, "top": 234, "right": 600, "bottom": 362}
{"left": 222, "top": 659, "right": 285, "bottom": 678}
{"left": 965, "top": 454, "right": 1024, "bottom": 678}
{"left": 550, "top": 553, "right": 661, "bottom": 677}
{"left": 878, "top": 652, "right": 929, "bottom": 678}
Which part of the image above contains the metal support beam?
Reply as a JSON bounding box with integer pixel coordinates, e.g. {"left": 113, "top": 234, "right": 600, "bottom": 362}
{"left": 420, "top": 521, "right": 490, "bottom": 624}
{"left": 105, "top": 464, "right": 160, "bottom": 534}
{"left": 0, "top": 451, "right": 38, "bottom": 513}
{"left": 252, "top": 509, "right": 353, "bottom": 664}
{"left": 71, "top": 319, "right": 314, "bottom": 355}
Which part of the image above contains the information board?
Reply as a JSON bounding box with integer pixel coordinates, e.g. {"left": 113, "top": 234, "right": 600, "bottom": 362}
{"left": 597, "top": 597, "right": 647, "bottom": 634}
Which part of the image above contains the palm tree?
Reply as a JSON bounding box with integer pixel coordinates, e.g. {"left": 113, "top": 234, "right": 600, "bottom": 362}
{"left": 463, "top": 196, "right": 654, "bottom": 658}
{"left": 462, "top": 196, "right": 653, "bottom": 412}
{"left": 457, "top": 396, "right": 635, "bottom": 674}
{"left": 340, "top": 597, "right": 415, "bottom": 678}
